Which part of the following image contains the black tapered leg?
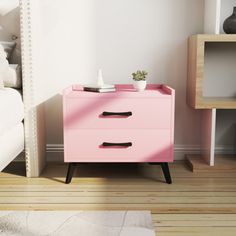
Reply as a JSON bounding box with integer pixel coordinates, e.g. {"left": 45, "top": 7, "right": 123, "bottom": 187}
{"left": 65, "top": 163, "right": 77, "bottom": 184}
{"left": 160, "top": 162, "right": 172, "bottom": 184}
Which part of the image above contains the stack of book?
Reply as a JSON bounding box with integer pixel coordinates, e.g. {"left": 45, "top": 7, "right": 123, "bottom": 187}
{"left": 83, "top": 84, "right": 116, "bottom": 93}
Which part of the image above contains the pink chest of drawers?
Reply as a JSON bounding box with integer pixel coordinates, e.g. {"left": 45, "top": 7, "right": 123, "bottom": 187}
{"left": 63, "top": 84, "right": 175, "bottom": 184}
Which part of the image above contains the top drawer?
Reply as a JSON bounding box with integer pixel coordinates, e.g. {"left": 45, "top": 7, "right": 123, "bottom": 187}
{"left": 64, "top": 97, "right": 172, "bottom": 129}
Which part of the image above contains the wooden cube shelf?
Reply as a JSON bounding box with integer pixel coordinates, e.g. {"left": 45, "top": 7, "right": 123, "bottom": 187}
{"left": 187, "top": 34, "right": 236, "bottom": 109}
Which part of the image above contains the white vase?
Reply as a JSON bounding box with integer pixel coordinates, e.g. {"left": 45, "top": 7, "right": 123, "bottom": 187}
{"left": 133, "top": 81, "right": 147, "bottom": 92}
{"left": 97, "top": 69, "right": 104, "bottom": 87}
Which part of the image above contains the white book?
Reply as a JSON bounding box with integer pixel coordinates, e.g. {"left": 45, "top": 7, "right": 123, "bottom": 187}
{"left": 84, "top": 87, "right": 116, "bottom": 93}
{"left": 83, "top": 84, "right": 115, "bottom": 89}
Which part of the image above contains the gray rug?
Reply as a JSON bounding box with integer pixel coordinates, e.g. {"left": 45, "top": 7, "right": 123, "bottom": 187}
{"left": 0, "top": 211, "right": 155, "bottom": 236}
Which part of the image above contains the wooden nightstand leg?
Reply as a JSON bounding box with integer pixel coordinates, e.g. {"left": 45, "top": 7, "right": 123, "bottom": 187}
{"left": 160, "top": 163, "right": 172, "bottom": 184}
{"left": 65, "top": 163, "right": 77, "bottom": 184}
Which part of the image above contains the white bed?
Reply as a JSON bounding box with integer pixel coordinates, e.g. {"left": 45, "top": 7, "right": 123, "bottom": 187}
{"left": 0, "top": 123, "right": 24, "bottom": 171}
{"left": 0, "top": 88, "right": 24, "bottom": 134}
{"left": 0, "top": 88, "right": 24, "bottom": 171}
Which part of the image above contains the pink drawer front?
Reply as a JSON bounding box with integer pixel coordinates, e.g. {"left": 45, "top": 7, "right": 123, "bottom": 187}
{"left": 64, "top": 129, "right": 173, "bottom": 163}
{"left": 64, "top": 98, "right": 172, "bottom": 129}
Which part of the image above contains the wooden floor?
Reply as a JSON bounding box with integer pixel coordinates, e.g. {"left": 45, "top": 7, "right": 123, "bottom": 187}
{"left": 1, "top": 161, "right": 236, "bottom": 235}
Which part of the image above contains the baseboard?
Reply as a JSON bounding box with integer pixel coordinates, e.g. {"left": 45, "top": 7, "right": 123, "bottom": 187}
{"left": 46, "top": 144, "right": 198, "bottom": 162}
{"left": 46, "top": 144, "right": 64, "bottom": 162}
{"left": 15, "top": 144, "right": 236, "bottom": 162}
{"left": 174, "top": 145, "right": 201, "bottom": 160}
{"left": 214, "top": 145, "right": 236, "bottom": 155}
{"left": 45, "top": 144, "right": 236, "bottom": 162}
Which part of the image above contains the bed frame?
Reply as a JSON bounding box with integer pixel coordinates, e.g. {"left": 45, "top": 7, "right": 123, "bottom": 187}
{"left": 20, "top": 0, "right": 46, "bottom": 177}
{"left": 20, "top": 0, "right": 83, "bottom": 177}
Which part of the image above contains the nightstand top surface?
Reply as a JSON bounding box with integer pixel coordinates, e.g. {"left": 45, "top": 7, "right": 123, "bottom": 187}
{"left": 64, "top": 84, "right": 174, "bottom": 98}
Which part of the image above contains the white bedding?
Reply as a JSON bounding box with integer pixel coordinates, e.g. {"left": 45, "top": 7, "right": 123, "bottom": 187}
{"left": 0, "top": 122, "right": 24, "bottom": 172}
{"left": 0, "top": 88, "right": 24, "bottom": 134}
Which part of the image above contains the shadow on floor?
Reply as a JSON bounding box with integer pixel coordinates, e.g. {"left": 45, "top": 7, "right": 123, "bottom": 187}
{"left": 41, "top": 163, "right": 169, "bottom": 183}
{"left": 1, "top": 161, "right": 26, "bottom": 177}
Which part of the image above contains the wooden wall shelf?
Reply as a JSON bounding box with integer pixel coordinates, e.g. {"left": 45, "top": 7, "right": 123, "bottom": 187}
{"left": 187, "top": 34, "right": 236, "bottom": 109}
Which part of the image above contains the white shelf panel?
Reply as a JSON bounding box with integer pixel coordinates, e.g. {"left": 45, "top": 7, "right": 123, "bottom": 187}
{"left": 204, "top": 0, "right": 221, "bottom": 34}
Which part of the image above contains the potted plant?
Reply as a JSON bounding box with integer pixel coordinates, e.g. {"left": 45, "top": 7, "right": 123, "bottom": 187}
{"left": 132, "top": 70, "right": 148, "bottom": 91}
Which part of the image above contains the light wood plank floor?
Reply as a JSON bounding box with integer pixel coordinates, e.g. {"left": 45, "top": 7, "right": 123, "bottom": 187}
{"left": 1, "top": 161, "right": 236, "bottom": 236}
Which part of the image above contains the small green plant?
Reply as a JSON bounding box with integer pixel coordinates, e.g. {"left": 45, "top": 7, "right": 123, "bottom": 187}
{"left": 132, "top": 70, "right": 148, "bottom": 81}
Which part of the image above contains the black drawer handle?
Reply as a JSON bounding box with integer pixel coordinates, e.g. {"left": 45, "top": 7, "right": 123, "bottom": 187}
{"left": 102, "top": 142, "right": 132, "bottom": 147}
{"left": 102, "top": 111, "right": 132, "bottom": 117}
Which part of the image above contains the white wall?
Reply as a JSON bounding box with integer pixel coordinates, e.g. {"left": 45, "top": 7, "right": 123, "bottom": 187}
{"left": 3, "top": 0, "right": 235, "bottom": 161}
{"left": 29, "top": 0, "right": 98, "bottom": 105}
{"left": 0, "top": 0, "right": 20, "bottom": 39}
{"left": 0, "top": 0, "right": 21, "bottom": 64}
{"left": 44, "top": 0, "right": 205, "bottom": 160}
{"left": 8, "top": 0, "right": 234, "bottom": 160}
{"left": 203, "top": 43, "right": 236, "bottom": 97}
{"left": 216, "top": 110, "right": 236, "bottom": 150}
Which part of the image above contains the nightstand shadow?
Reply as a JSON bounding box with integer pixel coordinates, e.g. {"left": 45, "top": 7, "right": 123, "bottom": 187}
{"left": 41, "top": 163, "right": 166, "bottom": 184}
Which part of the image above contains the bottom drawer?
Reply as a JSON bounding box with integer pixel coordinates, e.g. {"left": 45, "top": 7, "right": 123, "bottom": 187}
{"left": 64, "top": 129, "right": 173, "bottom": 162}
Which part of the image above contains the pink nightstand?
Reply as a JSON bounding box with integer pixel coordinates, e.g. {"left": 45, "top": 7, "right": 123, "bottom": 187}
{"left": 63, "top": 84, "right": 175, "bottom": 184}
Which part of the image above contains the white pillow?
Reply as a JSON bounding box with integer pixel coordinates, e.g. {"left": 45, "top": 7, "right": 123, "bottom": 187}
{"left": 3, "top": 64, "right": 22, "bottom": 88}
{"left": 0, "top": 41, "right": 16, "bottom": 60}
{"left": 0, "top": 57, "right": 9, "bottom": 89}
{"left": 0, "top": 44, "right": 7, "bottom": 58}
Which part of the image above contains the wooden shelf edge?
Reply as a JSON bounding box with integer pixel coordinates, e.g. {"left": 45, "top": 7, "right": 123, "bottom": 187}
{"left": 192, "top": 34, "right": 236, "bottom": 42}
